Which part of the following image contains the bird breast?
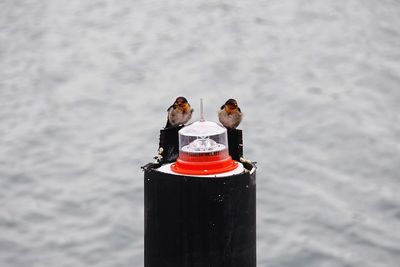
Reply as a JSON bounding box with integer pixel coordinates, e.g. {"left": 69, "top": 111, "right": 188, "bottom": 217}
{"left": 169, "top": 108, "right": 192, "bottom": 125}
{"left": 218, "top": 109, "right": 242, "bottom": 129}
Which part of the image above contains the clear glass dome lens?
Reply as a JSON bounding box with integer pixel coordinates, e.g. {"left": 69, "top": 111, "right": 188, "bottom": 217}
{"left": 178, "top": 120, "right": 228, "bottom": 158}
{"left": 171, "top": 120, "right": 238, "bottom": 175}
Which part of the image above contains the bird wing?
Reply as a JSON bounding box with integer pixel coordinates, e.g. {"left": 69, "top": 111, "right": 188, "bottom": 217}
{"left": 167, "top": 104, "right": 175, "bottom": 111}
{"left": 165, "top": 118, "right": 172, "bottom": 128}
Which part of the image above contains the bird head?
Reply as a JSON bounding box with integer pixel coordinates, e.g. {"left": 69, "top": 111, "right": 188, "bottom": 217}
{"left": 174, "top": 96, "right": 190, "bottom": 112}
{"left": 224, "top": 98, "right": 238, "bottom": 114}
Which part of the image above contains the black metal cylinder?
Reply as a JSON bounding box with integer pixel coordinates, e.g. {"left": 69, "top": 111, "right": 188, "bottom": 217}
{"left": 144, "top": 165, "right": 256, "bottom": 267}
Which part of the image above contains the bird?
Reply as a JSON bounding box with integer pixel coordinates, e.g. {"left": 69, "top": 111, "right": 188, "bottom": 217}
{"left": 165, "top": 96, "right": 193, "bottom": 128}
{"left": 218, "top": 98, "right": 243, "bottom": 129}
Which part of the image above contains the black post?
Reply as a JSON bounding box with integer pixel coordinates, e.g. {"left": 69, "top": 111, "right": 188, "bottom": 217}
{"left": 143, "top": 127, "right": 256, "bottom": 267}
{"left": 158, "top": 125, "right": 184, "bottom": 164}
{"left": 227, "top": 128, "right": 243, "bottom": 161}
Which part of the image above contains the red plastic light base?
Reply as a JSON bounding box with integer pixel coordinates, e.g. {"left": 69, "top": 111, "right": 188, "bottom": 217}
{"left": 170, "top": 155, "right": 238, "bottom": 175}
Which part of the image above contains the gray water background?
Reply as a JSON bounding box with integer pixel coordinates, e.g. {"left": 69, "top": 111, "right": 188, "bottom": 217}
{"left": 1, "top": 0, "right": 400, "bottom": 266}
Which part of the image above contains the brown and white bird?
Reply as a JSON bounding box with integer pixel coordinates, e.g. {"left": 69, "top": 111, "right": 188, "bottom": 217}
{"left": 218, "top": 98, "right": 243, "bottom": 129}
{"left": 165, "top": 96, "right": 193, "bottom": 128}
